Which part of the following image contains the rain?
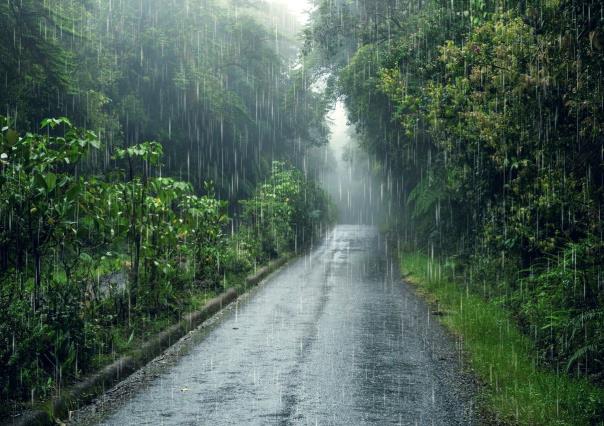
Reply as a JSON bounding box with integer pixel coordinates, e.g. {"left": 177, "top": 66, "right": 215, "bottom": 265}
{"left": 1, "top": 0, "right": 603, "bottom": 425}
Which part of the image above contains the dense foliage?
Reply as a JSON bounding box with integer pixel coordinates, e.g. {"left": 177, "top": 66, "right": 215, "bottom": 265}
{"left": 306, "top": 0, "right": 604, "bottom": 397}
{"left": 241, "top": 161, "right": 335, "bottom": 258}
{"left": 0, "top": 119, "right": 332, "bottom": 413}
{"left": 0, "top": 0, "right": 335, "bottom": 415}
{"left": 0, "top": 0, "right": 328, "bottom": 199}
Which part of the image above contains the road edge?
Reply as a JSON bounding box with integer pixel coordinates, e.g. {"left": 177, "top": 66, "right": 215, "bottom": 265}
{"left": 7, "top": 255, "right": 293, "bottom": 426}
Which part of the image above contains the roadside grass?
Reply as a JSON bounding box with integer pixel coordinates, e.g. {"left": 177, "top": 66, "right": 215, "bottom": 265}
{"left": 87, "top": 276, "right": 229, "bottom": 369}
{"left": 400, "top": 251, "right": 604, "bottom": 425}
{"left": 48, "top": 263, "right": 271, "bottom": 394}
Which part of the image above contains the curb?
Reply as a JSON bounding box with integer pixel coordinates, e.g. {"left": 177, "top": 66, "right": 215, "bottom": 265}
{"left": 8, "top": 254, "right": 293, "bottom": 426}
{"left": 245, "top": 255, "right": 292, "bottom": 287}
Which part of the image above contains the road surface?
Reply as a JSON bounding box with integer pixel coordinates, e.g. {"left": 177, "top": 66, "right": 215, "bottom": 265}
{"left": 76, "top": 225, "right": 477, "bottom": 425}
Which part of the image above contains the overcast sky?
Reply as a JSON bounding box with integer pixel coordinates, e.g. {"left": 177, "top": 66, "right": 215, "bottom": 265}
{"left": 284, "top": 0, "right": 313, "bottom": 23}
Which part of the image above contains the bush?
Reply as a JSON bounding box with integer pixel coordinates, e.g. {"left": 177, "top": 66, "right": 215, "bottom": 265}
{"left": 510, "top": 237, "right": 604, "bottom": 380}
{"left": 0, "top": 123, "right": 334, "bottom": 414}
{"left": 240, "top": 161, "right": 334, "bottom": 259}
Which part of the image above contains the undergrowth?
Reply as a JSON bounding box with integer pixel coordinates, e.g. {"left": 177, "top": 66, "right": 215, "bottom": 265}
{"left": 401, "top": 251, "right": 604, "bottom": 425}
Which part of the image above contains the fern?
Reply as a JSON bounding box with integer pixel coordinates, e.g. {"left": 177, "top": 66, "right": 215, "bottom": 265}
{"left": 568, "top": 309, "right": 604, "bottom": 340}
{"left": 567, "top": 343, "right": 600, "bottom": 372}
{"left": 566, "top": 309, "right": 604, "bottom": 372}
{"left": 407, "top": 175, "right": 446, "bottom": 218}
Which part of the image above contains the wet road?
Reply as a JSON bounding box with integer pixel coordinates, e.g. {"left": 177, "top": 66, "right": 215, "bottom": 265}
{"left": 93, "top": 225, "right": 476, "bottom": 425}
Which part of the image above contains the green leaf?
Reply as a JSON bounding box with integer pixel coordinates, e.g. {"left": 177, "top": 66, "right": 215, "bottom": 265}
{"left": 6, "top": 129, "right": 18, "bottom": 145}
{"left": 41, "top": 118, "right": 59, "bottom": 129}
{"left": 65, "top": 183, "right": 80, "bottom": 201}
{"left": 58, "top": 117, "right": 73, "bottom": 127}
{"left": 45, "top": 173, "right": 57, "bottom": 191}
{"left": 34, "top": 172, "right": 48, "bottom": 191}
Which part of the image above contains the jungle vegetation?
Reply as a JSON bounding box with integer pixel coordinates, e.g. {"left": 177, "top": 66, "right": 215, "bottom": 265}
{"left": 304, "top": 0, "right": 604, "bottom": 422}
{"left": 0, "top": 0, "right": 334, "bottom": 416}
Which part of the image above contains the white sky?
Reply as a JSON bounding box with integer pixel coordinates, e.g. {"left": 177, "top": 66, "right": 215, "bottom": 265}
{"left": 284, "top": 0, "right": 313, "bottom": 24}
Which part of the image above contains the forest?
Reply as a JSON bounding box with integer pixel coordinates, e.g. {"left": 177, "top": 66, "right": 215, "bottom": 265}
{"left": 3, "top": 0, "right": 604, "bottom": 424}
{"left": 0, "top": 0, "right": 334, "bottom": 418}
{"left": 304, "top": 0, "right": 604, "bottom": 422}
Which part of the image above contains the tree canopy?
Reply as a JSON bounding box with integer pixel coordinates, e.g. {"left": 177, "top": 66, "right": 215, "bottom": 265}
{"left": 1, "top": 0, "right": 329, "bottom": 199}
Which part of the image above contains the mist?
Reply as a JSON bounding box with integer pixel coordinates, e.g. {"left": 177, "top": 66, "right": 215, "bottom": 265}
{"left": 314, "top": 102, "right": 389, "bottom": 225}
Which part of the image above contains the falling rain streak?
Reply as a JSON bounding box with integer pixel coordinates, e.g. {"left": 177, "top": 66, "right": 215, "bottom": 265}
{"left": 1, "top": 0, "right": 604, "bottom": 425}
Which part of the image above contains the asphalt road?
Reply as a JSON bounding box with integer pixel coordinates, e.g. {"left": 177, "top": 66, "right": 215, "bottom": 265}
{"left": 80, "top": 225, "right": 476, "bottom": 425}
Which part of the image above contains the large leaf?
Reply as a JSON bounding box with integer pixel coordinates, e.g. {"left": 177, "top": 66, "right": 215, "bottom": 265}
{"left": 44, "top": 173, "right": 57, "bottom": 192}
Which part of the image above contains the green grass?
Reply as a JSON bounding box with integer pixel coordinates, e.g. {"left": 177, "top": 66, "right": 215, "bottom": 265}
{"left": 400, "top": 251, "right": 604, "bottom": 425}
{"left": 83, "top": 267, "right": 251, "bottom": 373}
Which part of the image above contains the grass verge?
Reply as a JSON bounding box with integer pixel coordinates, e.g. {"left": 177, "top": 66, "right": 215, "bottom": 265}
{"left": 400, "top": 251, "right": 604, "bottom": 425}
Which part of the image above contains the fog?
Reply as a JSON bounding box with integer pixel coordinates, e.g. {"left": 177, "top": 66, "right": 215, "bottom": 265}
{"left": 315, "top": 102, "right": 389, "bottom": 225}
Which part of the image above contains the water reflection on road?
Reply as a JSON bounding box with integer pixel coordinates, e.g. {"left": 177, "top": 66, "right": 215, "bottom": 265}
{"left": 97, "top": 225, "right": 475, "bottom": 425}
